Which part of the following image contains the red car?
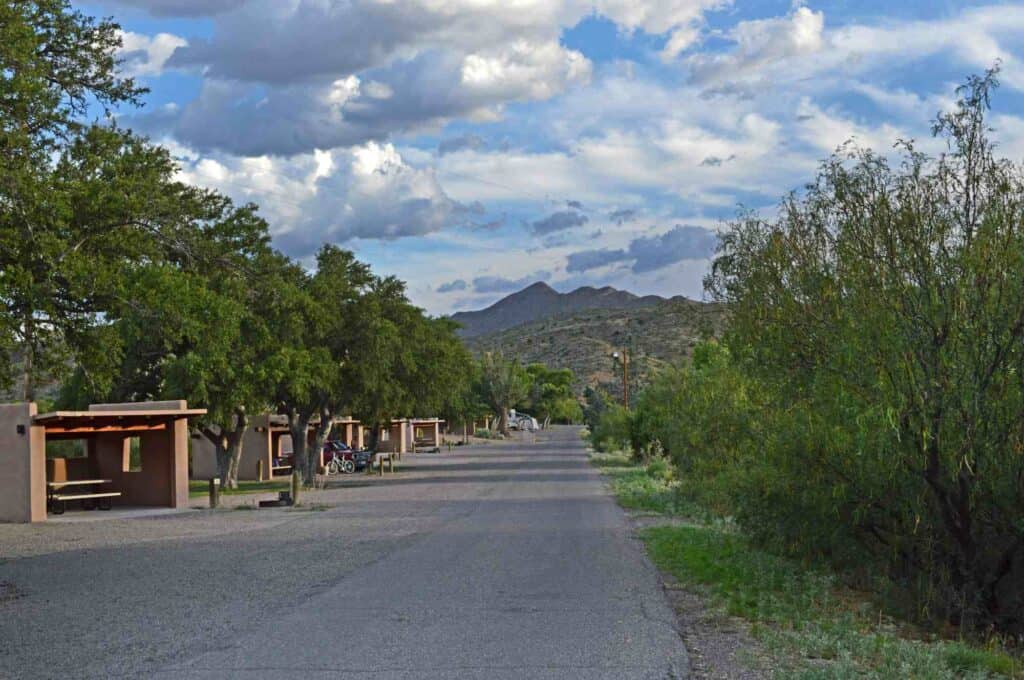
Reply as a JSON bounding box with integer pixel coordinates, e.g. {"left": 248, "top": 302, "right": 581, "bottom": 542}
{"left": 322, "top": 440, "right": 364, "bottom": 473}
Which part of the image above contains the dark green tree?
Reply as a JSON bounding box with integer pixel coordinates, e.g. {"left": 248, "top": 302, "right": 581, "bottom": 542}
{"left": 476, "top": 352, "right": 529, "bottom": 434}
{"left": 521, "top": 364, "right": 581, "bottom": 425}
{"left": 708, "top": 67, "right": 1024, "bottom": 632}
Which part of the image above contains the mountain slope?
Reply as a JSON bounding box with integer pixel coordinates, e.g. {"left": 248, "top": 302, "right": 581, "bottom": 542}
{"left": 450, "top": 282, "right": 671, "bottom": 338}
{"left": 462, "top": 295, "right": 727, "bottom": 390}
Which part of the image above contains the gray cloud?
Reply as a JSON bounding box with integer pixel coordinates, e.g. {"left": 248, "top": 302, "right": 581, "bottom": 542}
{"left": 608, "top": 208, "right": 637, "bottom": 224}
{"left": 700, "top": 154, "right": 736, "bottom": 167}
{"left": 530, "top": 210, "right": 588, "bottom": 235}
{"left": 630, "top": 225, "right": 719, "bottom": 272}
{"left": 437, "top": 279, "right": 468, "bottom": 293}
{"left": 687, "top": 7, "right": 824, "bottom": 89}
{"left": 244, "top": 145, "right": 474, "bottom": 256}
{"left": 471, "top": 216, "right": 506, "bottom": 231}
{"left": 473, "top": 272, "right": 550, "bottom": 294}
{"left": 438, "top": 134, "right": 486, "bottom": 156}
{"left": 112, "top": 0, "right": 245, "bottom": 16}
{"left": 565, "top": 225, "right": 719, "bottom": 274}
{"left": 140, "top": 0, "right": 590, "bottom": 156}
{"left": 147, "top": 44, "right": 587, "bottom": 156}
{"left": 168, "top": 2, "right": 455, "bottom": 83}
{"left": 566, "top": 248, "right": 628, "bottom": 273}
{"left": 566, "top": 200, "right": 584, "bottom": 210}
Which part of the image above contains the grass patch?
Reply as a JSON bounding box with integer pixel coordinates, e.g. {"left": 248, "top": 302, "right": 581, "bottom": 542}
{"left": 589, "top": 451, "right": 1020, "bottom": 678}
{"left": 590, "top": 452, "right": 695, "bottom": 515}
{"left": 188, "top": 479, "right": 289, "bottom": 498}
{"left": 642, "top": 525, "right": 1020, "bottom": 679}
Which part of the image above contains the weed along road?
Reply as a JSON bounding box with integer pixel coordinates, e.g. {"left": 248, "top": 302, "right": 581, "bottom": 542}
{"left": 0, "top": 426, "right": 688, "bottom": 679}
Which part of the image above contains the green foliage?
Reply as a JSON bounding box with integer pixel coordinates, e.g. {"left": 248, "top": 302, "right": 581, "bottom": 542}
{"left": 518, "top": 363, "right": 582, "bottom": 424}
{"left": 590, "top": 453, "right": 685, "bottom": 515}
{"left": 588, "top": 400, "right": 631, "bottom": 453}
{"left": 605, "top": 69, "right": 1024, "bottom": 637}
{"left": 708, "top": 68, "right": 1024, "bottom": 633}
{"left": 475, "top": 351, "right": 529, "bottom": 434}
{"left": 0, "top": 2, "right": 145, "bottom": 399}
{"left": 645, "top": 458, "right": 673, "bottom": 482}
{"left": 643, "top": 525, "right": 1020, "bottom": 679}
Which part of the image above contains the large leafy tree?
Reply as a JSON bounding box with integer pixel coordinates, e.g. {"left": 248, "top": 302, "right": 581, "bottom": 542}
{"left": 0, "top": 0, "right": 141, "bottom": 162}
{"left": 476, "top": 352, "right": 529, "bottom": 434}
{"left": 271, "top": 246, "right": 378, "bottom": 485}
{"left": 56, "top": 186, "right": 288, "bottom": 489}
{"left": 708, "top": 67, "right": 1024, "bottom": 632}
{"left": 0, "top": 1, "right": 224, "bottom": 400}
{"left": 520, "top": 364, "right": 581, "bottom": 425}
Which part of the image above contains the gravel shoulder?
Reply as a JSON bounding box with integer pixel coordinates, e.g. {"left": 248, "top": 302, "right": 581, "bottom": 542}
{"left": 626, "top": 513, "right": 769, "bottom": 680}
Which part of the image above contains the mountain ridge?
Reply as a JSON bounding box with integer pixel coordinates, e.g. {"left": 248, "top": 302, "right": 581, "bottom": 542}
{"left": 449, "top": 281, "right": 682, "bottom": 338}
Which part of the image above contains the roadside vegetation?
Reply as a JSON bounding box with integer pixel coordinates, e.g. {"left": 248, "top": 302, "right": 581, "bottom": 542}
{"left": 589, "top": 68, "right": 1024, "bottom": 675}
{"left": 591, "top": 453, "right": 1021, "bottom": 678}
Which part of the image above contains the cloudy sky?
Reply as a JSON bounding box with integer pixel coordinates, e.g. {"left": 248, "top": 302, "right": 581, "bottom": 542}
{"left": 82, "top": 0, "right": 1024, "bottom": 314}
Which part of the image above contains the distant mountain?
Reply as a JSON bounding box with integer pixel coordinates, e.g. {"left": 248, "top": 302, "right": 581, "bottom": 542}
{"left": 452, "top": 282, "right": 727, "bottom": 391}
{"left": 450, "top": 282, "right": 674, "bottom": 338}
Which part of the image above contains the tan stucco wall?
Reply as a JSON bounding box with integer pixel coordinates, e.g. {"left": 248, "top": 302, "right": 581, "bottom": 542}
{"left": 88, "top": 400, "right": 189, "bottom": 508}
{"left": 191, "top": 435, "right": 218, "bottom": 480}
{"left": 377, "top": 422, "right": 408, "bottom": 454}
{"left": 190, "top": 414, "right": 279, "bottom": 482}
{"left": 0, "top": 402, "right": 46, "bottom": 523}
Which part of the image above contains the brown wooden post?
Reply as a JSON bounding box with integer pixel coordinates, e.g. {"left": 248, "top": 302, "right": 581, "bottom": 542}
{"left": 209, "top": 477, "right": 220, "bottom": 509}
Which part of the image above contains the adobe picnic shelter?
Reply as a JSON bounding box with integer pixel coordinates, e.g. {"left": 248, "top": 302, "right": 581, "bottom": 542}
{"left": 0, "top": 400, "right": 205, "bottom": 522}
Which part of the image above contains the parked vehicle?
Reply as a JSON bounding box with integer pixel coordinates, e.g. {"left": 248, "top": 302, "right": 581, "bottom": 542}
{"left": 322, "top": 440, "right": 373, "bottom": 474}
{"left": 507, "top": 412, "right": 540, "bottom": 431}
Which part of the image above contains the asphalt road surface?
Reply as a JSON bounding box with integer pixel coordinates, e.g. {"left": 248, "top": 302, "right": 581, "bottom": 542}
{"left": 0, "top": 426, "right": 689, "bottom": 679}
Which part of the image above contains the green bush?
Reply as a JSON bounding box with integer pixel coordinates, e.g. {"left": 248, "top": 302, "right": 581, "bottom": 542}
{"left": 589, "top": 402, "right": 631, "bottom": 453}
{"left": 616, "top": 71, "right": 1024, "bottom": 637}
{"left": 645, "top": 457, "right": 672, "bottom": 482}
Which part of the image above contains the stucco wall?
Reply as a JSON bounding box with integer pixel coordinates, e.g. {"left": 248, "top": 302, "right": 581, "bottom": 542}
{"left": 0, "top": 403, "right": 46, "bottom": 522}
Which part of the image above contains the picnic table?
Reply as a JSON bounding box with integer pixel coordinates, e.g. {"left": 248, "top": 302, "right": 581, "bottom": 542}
{"left": 47, "top": 479, "right": 121, "bottom": 515}
{"left": 368, "top": 452, "right": 396, "bottom": 476}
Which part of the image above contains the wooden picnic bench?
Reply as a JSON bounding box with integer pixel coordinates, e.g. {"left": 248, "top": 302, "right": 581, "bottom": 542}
{"left": 368, "top": 452, "right": 396, "bottom": 476}
{"left": 47, "top": 479, "right": 121, "bottom": 515}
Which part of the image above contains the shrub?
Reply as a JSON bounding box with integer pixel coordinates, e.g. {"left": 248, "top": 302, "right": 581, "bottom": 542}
{"left": 705, "top": 69, "right": 1024, "bottom": 634}
{"left": 645, "top": 457, "right": 672, "bottom": 482}
{"left": 589, "top": 402, "right": 631, "bottom": 453}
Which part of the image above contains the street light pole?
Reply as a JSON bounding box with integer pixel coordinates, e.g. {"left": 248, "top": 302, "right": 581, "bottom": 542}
{"left": 611, "top": 349, "right": 630, "bottom": 409}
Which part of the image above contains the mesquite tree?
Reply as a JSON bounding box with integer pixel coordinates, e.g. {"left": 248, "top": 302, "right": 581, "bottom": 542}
{"left": 476, "top": 352, "right": 529, "bottom": 435}
{"left": 707, "top": 67, "right": 1024, "bottom": 632}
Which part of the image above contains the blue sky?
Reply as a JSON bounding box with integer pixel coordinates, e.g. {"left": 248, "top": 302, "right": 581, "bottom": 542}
{"left": 79, "top": 0, "right": 1024, "bottom": 314}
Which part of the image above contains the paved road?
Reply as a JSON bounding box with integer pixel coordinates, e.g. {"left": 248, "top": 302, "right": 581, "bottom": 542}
{"left": 0, "top": 426, "right": 689, "bottom": 679}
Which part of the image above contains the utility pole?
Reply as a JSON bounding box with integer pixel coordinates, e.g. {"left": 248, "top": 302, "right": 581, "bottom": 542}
{"left": 611, "top": 349, "right": 630, "bottom": 409}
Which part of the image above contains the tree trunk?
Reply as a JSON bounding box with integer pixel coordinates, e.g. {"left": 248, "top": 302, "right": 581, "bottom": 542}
{"left": 366, "top": 425, "right": 380, "bottom": 452}
{"left": 202, "top": 426, "right": 231, "bottom": 489}
{"left": 286, "top": 408, "right": 312, "bottom": 486}
{"left": 306, "top": 406, "right": 334, "bottom": 486}
{"left": 204, "top": 409, "right": 249, "bottom": 490}
{"left": 223, "top": 408, "right": 249, "bottom": 489}
{"left": 496, "top": 409, "right": 510, "bottom": 435}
